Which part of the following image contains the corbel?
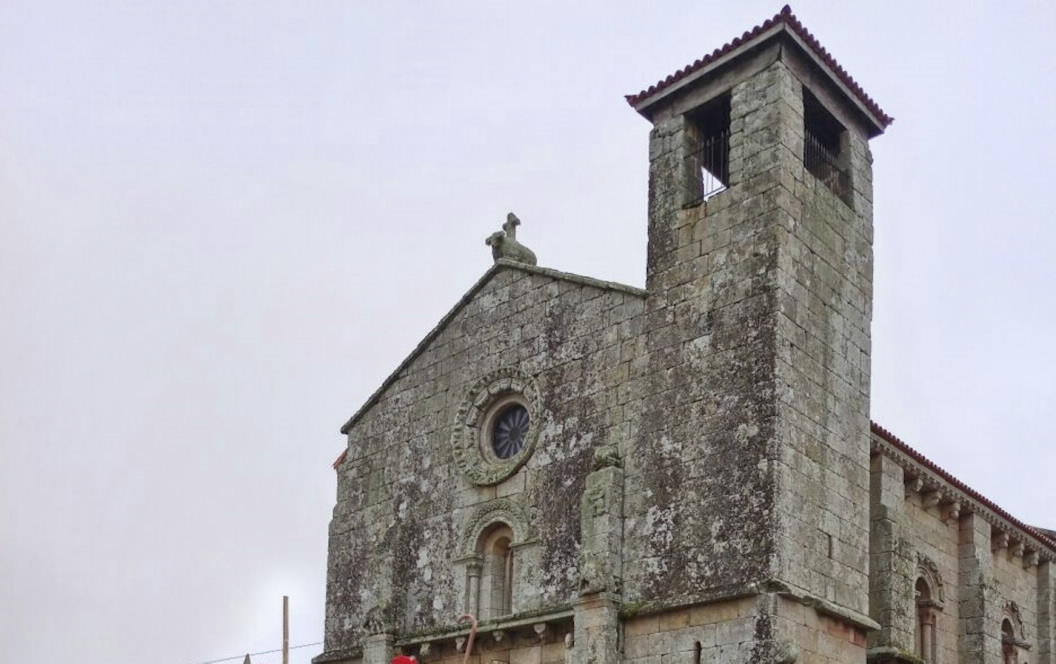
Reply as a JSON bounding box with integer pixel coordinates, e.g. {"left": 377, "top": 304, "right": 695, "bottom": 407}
{"left": 941, "top": 499, "right": 961, "bottom": 524}
{"left": 533, "top": 623, "right": 548, "bottom": 642}
{"left": 1024, "top": 549, "right": 1040, "bottom": 569}
{"left": 921, "top": 487, "right": 942, "bottom": 509}
{"left": 904, "top": 474, "right": 924, "bottom": 498}
{"left": 992, "top": 531, "right": 1010, "bottom": 553}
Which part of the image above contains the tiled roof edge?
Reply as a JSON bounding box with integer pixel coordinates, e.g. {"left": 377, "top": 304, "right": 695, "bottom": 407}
{"left": 332, "top": 449, "right": 347, "bottom": 470}
{"left": 871, "top": 421, "right": 1056, "bottom": 557}
{"left": 626, "top": 5, "right": 892, "bottom": 128}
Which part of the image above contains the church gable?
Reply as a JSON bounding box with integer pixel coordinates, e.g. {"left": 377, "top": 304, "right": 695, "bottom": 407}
{"left": 326, "top": 260, "right": 646, "bottom": 651}
{"left": 338, "top": 260, "right": 646, "bottom": 437}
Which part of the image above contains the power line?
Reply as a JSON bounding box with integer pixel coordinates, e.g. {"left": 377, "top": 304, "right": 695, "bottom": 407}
{"left": 197, "top": 641, "right": 323, "bottom": 664}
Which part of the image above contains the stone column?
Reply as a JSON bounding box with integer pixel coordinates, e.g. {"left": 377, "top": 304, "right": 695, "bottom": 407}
{"left": 1038, "top": 559, "right": 1056, "bottom": 664}
{"left": 868, "top": 454, "right": 915, "bottom": 656}
{"left": 959, "top": 513, "right": 1001, "bottom": 664}
{"left": 363, "top": 633, "right": 395, "bottom": 664}
{"left": 571, "top": 595, "right": 619, "bottom": 664}
{"left": 923, "top": 609, "right": 938, "bottom": 664}
{"left": 466, "top": 558, "right": 483, "bottom": 619}
{"left": 571, "top": 445, "right": 623, "bottom": 664}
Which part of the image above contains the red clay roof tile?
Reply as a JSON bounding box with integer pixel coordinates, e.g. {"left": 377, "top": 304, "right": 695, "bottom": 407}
{"left": 626, "top": 5, "right": 893, "bottom": 128}
{"left": 332, "top": 449, "right": 347, "bottom": 470}
{"left": 871, "top": 421, "right": 1055, "bottom": 554}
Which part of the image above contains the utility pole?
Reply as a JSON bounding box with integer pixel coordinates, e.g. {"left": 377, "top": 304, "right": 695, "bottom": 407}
{"left": 282, "top": 595, "right": 289, "bottom": 664}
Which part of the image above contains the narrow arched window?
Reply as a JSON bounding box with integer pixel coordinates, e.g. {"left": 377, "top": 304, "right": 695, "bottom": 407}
{"left": 491, "top": 535, "right": 513, "bottom": 616}
{"left": 915, "top": 577, "right": 938, "bottom": 663}
{"left": 477, "top": 524, "right": 515, "bottom": 620}
{"left": 1002, "top": 618, "right": 1017, "bottom": 664}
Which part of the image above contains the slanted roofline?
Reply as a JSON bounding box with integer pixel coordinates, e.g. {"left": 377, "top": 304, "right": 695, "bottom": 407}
{"left": 626, "top": 5, "right": 892, "bottom": 136}
{"left": 1038, "top": 527, "right": 1056, "bottom": 542}
{"left": 336, "top": 260, "right": 646, "bottom": 439}
{"left": 871, "top": 422, "right": 1056, "bottom": 558}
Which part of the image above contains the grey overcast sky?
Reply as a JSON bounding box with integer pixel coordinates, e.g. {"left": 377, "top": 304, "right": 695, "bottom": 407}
{"left": 2, "top": 2, "right": 1054, "bottom": 663}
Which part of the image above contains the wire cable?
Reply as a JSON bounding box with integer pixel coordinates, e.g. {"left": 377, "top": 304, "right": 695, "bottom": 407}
{"left": 197, "top": 640, "right": 323, "bottom": 664}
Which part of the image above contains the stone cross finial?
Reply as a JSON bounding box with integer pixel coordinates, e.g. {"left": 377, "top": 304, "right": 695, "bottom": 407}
{"left": 485, "top": 212, "right": 537, "bottom": 265}
{"left": 503, "top": 212, "right": 520, "bottom": 239}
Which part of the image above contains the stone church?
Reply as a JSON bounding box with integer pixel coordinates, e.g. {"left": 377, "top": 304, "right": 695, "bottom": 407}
{"left": 316, "top": 7, "right": 1055, "bottom": 664}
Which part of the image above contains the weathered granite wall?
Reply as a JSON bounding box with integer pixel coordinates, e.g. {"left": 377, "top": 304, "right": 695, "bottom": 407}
{"left": 331, "top": 634, "right": 570, "bottom": 664}
{"left": 994, "top": 541, "right": 1039, "bottom": 656}
{"left": 868, "top": 450, "right": 915, "bottom": 657}
{"left": 623, "top": 598, "right": 762, "bottom": 664}
{"left": 1039, "top": 561, "right": 1056, "bottom": 664}
{"left": 622, "top": 53, "right": 875, "bottom": 636}
{"left": 869, "top": 435, "right": 1056, "bottom": 664}
{"left": 904, "top": 491, "right": 963, "bottom": 663}
{"left": 322, "top": 265, "right": 646, "bottom": 661}
{"left": 623, "top": 594, "right": 868, "bottom": 664}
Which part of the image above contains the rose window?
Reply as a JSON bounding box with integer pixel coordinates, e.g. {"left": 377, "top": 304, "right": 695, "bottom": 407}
{"left": 492, "top": 405, "right": 530, "bottom": 459}
{"left": 451, "top": 368, "right": 541, "bottom": 485}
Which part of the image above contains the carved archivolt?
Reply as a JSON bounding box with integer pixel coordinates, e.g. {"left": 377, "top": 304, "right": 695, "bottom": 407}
{"left": 1004, "top": 600, "right": 1026, "bottom": 640}
{"left": 460, "top": 497, "right": 535, "bottom": 557}
{"left": 451, "top": 367, "right": 542, "bottom": 486}
{"left": 915, "top": 553, "right": 945, "bottom": 607}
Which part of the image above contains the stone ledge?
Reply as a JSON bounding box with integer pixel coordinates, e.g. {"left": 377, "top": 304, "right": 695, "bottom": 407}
{"left": 776, "top": 586, "right": 881, "bottom": 632}
{"left": 312, "top": 645, "right": 363, "bottom": 664}
{"left": 865, "top": 647, "right": 924, "bottom": 664}
{"left": 617, "top": 581, "right": 762, "bottom": 620}
{"left": 316, "top": 608, "right": 576, "bottom": 663}
{"left": 494, "top": 260, "right": 648, "bottom": 298}
{"left": 616, "top": 580, "right": 880, "bottom": 633}
{"left": 394, "top": 606, "right": 574, "bottom": 648}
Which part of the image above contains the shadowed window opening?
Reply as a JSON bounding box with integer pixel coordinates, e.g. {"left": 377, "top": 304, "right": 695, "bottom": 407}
{"left": 491, "top": 404, "right": 529, "bottom": 459}
{"left": 1002, "top": 618, "right": 1017, "bottom": 664}
{"left": 683, "top": 93, "right": 731, "bottom": 206}
{"left": 477, "top": 524, "right": 515, "bottom": 620}
{"left": 803, "top": 88, "right": 851, "bottom": 205}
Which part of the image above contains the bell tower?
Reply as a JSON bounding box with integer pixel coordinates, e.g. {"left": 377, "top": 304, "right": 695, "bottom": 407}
{"left": 622, "top": 6, "right": 891, "bottom": 661}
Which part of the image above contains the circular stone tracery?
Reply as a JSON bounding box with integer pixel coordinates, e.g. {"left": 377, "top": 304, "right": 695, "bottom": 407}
{"left": 492, "top": 404, "right": 530, "bottom": 459}
{"left": 452, "top": 368, "right": 541, "bottom": 486}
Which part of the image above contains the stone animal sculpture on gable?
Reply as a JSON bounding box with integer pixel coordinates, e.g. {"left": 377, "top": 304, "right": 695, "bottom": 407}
{"left": 485, "top": 212, "right": 537, "bottom": 265}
